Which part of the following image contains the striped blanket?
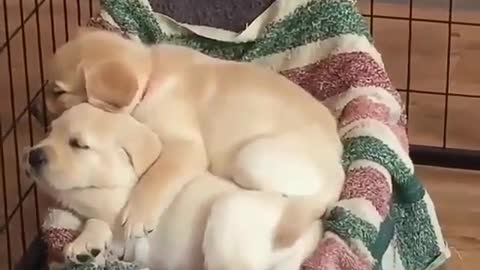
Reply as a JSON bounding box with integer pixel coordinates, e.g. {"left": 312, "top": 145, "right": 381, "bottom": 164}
{"left": 42, "top": 0, "right": 450, "bottom": 269}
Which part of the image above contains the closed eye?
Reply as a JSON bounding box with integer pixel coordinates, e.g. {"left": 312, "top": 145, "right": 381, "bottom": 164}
{"left": 69, "top": 138, "right": 90, "bottom": 150}
{"left": 52, "top": 89, "right": 67, "bottom": 97}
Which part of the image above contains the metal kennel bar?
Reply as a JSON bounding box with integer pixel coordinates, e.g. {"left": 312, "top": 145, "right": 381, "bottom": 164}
{"left": 0, "top": 1, "right": 96, "bottom": 269}
{"left": 364, "top": 0, "right": 480, "bottom": 170}
{"left": 0, "top": 0, "right": 479, "bottom": 269}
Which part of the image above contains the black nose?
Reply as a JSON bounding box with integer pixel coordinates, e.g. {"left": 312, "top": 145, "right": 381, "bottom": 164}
{"left": 28, "top": 148, "right": 48, "bottom": 168}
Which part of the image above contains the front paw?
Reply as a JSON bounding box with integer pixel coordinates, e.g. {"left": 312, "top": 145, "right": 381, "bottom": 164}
{"left": 64, "top": 220, "right": 112, "bottom": 264}
{"left": 64, "top": 236, "right": 109, "bottom": 264}
{"left": 121, "top": 194, "right": 161, "bottom": 239}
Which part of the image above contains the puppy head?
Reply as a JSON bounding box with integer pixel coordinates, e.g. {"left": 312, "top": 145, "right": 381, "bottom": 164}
{"left": 31, "top": 28, "right": 151, "bottom": 125}
{"left": 24, "top": 103, "right": 162, "bottom": 193}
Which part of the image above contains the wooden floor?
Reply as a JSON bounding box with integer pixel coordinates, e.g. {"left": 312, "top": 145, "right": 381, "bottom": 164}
{"left": 417, "top": 166, "right": 480, "bottom": 270}
{"left": 0, "top": 0, "right": 480, "bottom": 269}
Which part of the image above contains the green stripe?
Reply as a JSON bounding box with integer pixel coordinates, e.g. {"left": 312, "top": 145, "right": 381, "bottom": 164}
{"left": 325, "top": 207, "right": 378, "bottom": 250}
{"left": 393, "top": 200, "right": 442, "bottom": 270}
{"left": 342, "top": 136, "right": 425, "bottom": 204}
{"left": 242, "top": 0, "right": 370, "bottom": 60}
{"left": 65, "top": 257, "right": 144, "bottom": 269}
{"left": 101, "top": 0, "right": 164, "bottom": 43}
{"left": 372, "top": 210, "right": 395, "bottom": 270}
{"left": 101, "top": 0, "right": 370, "bottom": 60}
{"left": 341, "top": 133, "right": 443, "bottom": 268}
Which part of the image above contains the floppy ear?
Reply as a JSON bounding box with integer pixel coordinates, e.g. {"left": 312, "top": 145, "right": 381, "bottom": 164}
{"left": 83, "top": 60, "right": 139, "bottom": 113}
{"left": 116, "top": 114, "right": 162, "bottom": 176}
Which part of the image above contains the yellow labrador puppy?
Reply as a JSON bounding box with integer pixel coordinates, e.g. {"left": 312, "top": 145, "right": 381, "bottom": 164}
{"left": 24, "top": 103, "right": 322, "bottom": 270}
{"left": 34, "top": 28, "right": 345, "bottom": 246}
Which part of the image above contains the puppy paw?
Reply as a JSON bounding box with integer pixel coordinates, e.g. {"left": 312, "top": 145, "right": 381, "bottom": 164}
{"left": 64, "top": 219, "right": 112, "bottom": 264}
{"left": 121, "top": 193, "right": 161, "bottom": 239}
{"left": 64, "top": 238, "right": 107, "bottom": 264}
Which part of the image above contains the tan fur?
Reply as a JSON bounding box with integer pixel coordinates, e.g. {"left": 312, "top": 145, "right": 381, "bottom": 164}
{"left": 273, "top": 196, "right": 328, "bottom": 249}
{"left": 84, "top": 60, "right": 140, "bottom": 112}
{"left": 24, "top": 105, "right": 322, "bottom": 269}
{"left": 37, "top": 28, "right": 346, "bottom": 246}
{"left": 24, "top": 103, "right": 162, "bottom": 223}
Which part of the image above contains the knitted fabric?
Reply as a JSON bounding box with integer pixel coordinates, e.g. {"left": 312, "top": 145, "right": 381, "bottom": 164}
{"left": 43, "top": 0, "right": 450, "bottom": 269}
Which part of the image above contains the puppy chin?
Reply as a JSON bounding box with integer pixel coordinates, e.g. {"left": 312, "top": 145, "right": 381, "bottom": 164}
{"left": 23, "top": 169, "right": 59, "bottom": 198}
{"left": 25, "top": 169, "right": 50, "bottom": 188}
{"left": 38, "top": 174, "right": 96, "bottom": 192}
{"left": 24, "top": 168, "right": 67, "bottom": 192}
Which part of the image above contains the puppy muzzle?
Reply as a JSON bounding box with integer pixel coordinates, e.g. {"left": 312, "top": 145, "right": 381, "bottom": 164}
{"left": 23, "top": 147, "right": 48, "bottom": 177}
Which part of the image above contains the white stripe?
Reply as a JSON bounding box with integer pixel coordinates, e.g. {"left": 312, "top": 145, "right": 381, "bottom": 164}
{"left": 331, "top": 34, "right": 384, "bottom": 68}
{"left": 253, "top": 35, "right": 343, "bottom": 70}
{"left": 42, "top": 209, "right": 82, "bottom": 231}
{"left": 349, "top": 160, "right": 393, "bottom": 192}
{"left": 350, "top": 239, "right": 375, "bottom": 264}
{"left": 341, "top": 118, "right": 413, "bottom": 171}
{"left": 99, "top": 10, "right": 119, "bottom": 28}
{"left": 382, "top": 240, "right": 406, "bottom": 270}
{"left": 137, "top": 0, "right": 151, "bottom": 6}
{"left": 253, "top": 34, "right": 383, "bottom": 71}
{"left": 335, "top": 198, "right": 383, "bottom": 230}
{"left": 234, "top": 0, "right": 312, "bottom": 41}
{"left": 152, "top": 13, "right": 192, "bottom": 36}
{"left": 324, "top": 86, "right": 402, "bottom": 121}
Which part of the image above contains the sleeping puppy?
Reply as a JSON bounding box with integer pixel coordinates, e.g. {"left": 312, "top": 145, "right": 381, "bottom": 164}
{"left": 23, "top": 103, "right": 162, "bottom": 262}
{"left": 23, "top": 103, "right": 322, "bottom": 270}
{"left": 33, "top": 28, "right": 345, "bottom": 246}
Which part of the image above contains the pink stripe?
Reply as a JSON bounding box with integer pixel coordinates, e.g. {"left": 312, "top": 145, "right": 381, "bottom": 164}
{"left": 339, "top": 96, "right": 409, "bottom": 151}
{"left": 281, "top": 52, "right": 401, "bottom": 103}
{"left": 389, "top": 124, "right": 409, "bottom": 152}
{"left": 43, "top": 227, "right": 79, "bottom": 265}
{"left": 303, "top": 234, "right": 371, "bottom": 270}
{"left": 43, "top": 228, "right": 78, "bottom": 251}
{"left": 280, "top": 51, "right": 409, "bottom": 150}
{"left": 340, "top": 96, "right": 390, "bottom": 126}
{"left": 341, "top": 166, "right": 391, "bottom": 218}
{"left": 281, "top": 51, "right": 409, "bottom": 151}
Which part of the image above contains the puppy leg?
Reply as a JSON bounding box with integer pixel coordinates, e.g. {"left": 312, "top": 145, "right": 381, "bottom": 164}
{"left": 230, "top": 133, "right": 344, "bottom": 249}
{"left": 272, "top": 221, "right": 322, "bottom": 270}
{"left": 203, "top": 191, "right": 287, "bottom": 270}
{"left": 64, "top": 219, "right": 112, "bottom": 264}
{"left": 231, "top": 135, "right": 325, "bottom": 196}
{"left": 121, "top": 138, "right": 208, "bottom": 239}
